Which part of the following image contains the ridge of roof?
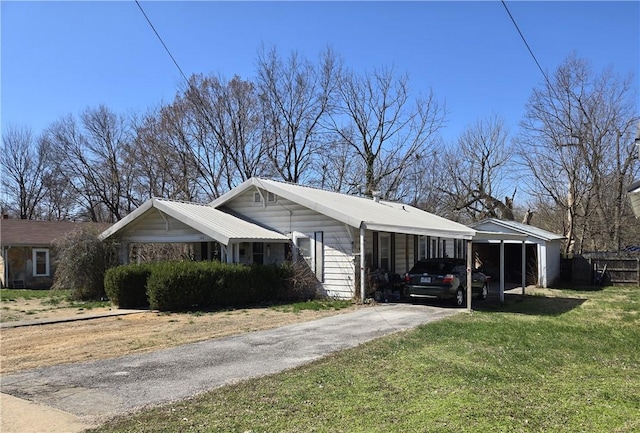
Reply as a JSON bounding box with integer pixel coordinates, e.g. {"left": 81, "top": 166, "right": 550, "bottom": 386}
{"left": 471, "top": 218, "right": 564, "bottom": 241}
{"left": 100, "top": 197, "right": 289, "bottom": 244}
{"left": 212, "top": 177, "right": 476, "bottom": 239}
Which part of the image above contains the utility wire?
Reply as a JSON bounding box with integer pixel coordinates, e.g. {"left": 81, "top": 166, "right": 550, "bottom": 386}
{"left": 501, "top": 0, "right": 553, "bottom": 89}
{"left": 135, "top": 0, "right": 189, "bottom": 84}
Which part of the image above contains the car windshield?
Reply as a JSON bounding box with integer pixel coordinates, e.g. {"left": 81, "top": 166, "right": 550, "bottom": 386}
{"left": 411, "top": 261, "right": 455, "bottom": 274}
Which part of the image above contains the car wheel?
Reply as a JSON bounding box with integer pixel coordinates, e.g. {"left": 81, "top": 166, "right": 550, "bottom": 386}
{"left": 480, "top": 284, "right": 488, "bottom": 300}
{"left": 455, "top": 287, "right": 464, "bottom": 307}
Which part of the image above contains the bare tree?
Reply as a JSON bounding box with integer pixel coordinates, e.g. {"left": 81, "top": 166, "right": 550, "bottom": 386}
{"left": 332, "top": 66, "right": 447, "bottom": 200}
{"left": 45, "top": 106, "right": 135, "bottom": 222}
{"left": 130, "top": 108, "right": 197, "bottom": 202}
{"left": 1, "top": 125, "right": 51, "bottom": 219}
{"left": 310, "top": 133, "right": 362, "bottom": 194}
{"left": 257, "top": 46, "right": 340, "bottom": 184}
{"left": 440, "top": 115, "right": 516, "bottom": 222}
{"left": 184, "top": 74, "right": 268, "bottom": 190}
{"left": 517, "top": 54, "right": 639, "bottom": 253}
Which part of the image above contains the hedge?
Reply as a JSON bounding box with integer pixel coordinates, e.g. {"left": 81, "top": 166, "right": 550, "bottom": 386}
{"left": 104, "top": 261, "right": 301, "bottom": 311}
{"left": 104, "top": 264, "right": 151, "bottom": 309}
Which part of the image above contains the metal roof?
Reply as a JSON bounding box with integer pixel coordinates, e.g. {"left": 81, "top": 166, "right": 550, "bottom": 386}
{"left": 470, "top": 218, "right": 565, "bottom": 242}
{"left": 100, "top": 198, "right": 290, "bottom": 245}
{"left": 211, "top": 178, "right": 476, "bottom": 239}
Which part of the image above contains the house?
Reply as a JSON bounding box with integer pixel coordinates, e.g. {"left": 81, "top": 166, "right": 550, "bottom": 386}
{"left": 0, "top": 217, "right": 108, "bottom": 289}
{"left": 628, "top": 180, "right": 640, "bottom": 218}
{"left": 101, "top": 177, "right": 477, "bottom": 300}
{"left": 470, "top": 218, "right": 565, "bottom": 289}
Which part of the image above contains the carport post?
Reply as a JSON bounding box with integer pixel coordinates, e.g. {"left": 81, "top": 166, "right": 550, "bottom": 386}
{"left": 360, "top": 226, "right": 366, "bottom": 303}
{"left": 521, "top": 241, "right": 526, "bottom": 295}
{"left": 466, "top": 240, "right": 472, "bottom": 312}
{"left": 500, "top": 240, "right": 505, "bottom": 303}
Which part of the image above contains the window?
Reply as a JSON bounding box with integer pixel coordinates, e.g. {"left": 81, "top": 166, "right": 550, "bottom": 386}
{"left": 252, "top": 191, "right": 276, "bottom": 206}
{"left": 32, "top": 249, "right": 50, "bottom": 276}
{"left": 252, "top": 243, "right": 264, "bottom": 264}
{"left": 379, "top": 233, "right": 390, "bottom": 271}
{"left": 296, "top": 236, "right": 312, "bottom": 268}
{"left": 293, "top": 231, "right": 323, "bottom": 282}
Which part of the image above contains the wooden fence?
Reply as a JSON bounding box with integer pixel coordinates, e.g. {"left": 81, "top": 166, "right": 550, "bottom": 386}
{"left": 561, "top": 255, "right": 640, "bottom": 286}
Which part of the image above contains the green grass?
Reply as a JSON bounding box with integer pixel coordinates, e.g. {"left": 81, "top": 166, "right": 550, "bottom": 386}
{"left": 0, "top": 288, "right": 71, "bottom": 302}
{"left": 84, "top": 286, "right": 639, "bottom": 432}
{"left": 271, "top": 298, "right": 354, "bottom": 313}
{"left": 0, "top": 288, "right": 110, "bottom": 311}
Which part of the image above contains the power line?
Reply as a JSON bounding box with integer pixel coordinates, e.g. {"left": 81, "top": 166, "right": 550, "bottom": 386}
{"left": 501, "top": 0, "right": 553, "bottom": 89}
{"left": 135, "top": 0, "right": 189, "bottom": 84}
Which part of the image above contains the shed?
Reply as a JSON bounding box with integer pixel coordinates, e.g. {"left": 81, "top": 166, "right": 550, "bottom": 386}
{"left": 470, "top": 218, "right": 565, "bottom": 288}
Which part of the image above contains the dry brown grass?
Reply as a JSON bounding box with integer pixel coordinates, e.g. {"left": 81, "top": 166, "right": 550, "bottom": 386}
{"left": 0, "top": 299, "right": 358, "bottom": 374}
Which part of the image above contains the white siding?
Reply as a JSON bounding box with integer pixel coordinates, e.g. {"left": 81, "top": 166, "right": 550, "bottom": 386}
{"left": 222, "top": 189, "right": 356, "bottom": 299}
{"left": 545, "top": 240, "right": 562, "bottom": 287}
{"left": 121, "top": 210, "right": 213, "bottom": 243}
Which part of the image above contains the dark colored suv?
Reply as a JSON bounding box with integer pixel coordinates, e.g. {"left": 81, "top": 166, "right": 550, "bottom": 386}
{"left": 403, "top": 258, "right": 489, "bottom": 306}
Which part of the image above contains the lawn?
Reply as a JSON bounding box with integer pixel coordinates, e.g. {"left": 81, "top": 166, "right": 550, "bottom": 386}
{"left": 86, "top": 286, "right": 640, "bottom": 432}
{"left": 0, "top": 288, "right": 112, "bottom": 322}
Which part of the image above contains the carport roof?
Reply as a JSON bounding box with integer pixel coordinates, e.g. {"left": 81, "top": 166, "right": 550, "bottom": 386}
{"left": 472, "top": 230, "right": 528, "bottom": 243}
{"left": 211, "top": 178, "right": 476, "bottom": 239}
{"left": 99, "top": 198, "right": 290, "bottom": 245}
{"left": 471, "top": 218, "right": 564, "bottom": 241}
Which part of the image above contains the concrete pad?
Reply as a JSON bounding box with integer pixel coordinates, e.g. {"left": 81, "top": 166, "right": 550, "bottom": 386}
{"left": 0, "top": 393, "right": 96, "bottom": 433}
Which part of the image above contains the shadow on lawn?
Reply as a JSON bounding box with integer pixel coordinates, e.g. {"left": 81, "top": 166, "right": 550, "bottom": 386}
{"left": 474, "top": 292, "right": 587, "bottom": 316}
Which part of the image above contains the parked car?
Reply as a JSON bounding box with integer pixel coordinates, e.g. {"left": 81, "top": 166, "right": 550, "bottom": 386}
{"left": 403, "top": 258, "right": 489, "bottom": 306}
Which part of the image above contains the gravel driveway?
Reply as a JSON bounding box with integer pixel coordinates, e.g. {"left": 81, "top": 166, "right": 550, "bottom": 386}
{"left": 1, "top": 302, "right": 461, "bottom": 431}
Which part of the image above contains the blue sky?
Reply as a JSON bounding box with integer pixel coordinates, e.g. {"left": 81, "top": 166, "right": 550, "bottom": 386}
{"left": 2, "top": 1, "right": 639, "bottom": 143}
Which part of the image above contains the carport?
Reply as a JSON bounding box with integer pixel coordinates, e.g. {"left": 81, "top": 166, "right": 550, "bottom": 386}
{"left": 472, "top": 231, "right": 528, "bottom": 303}
{"left": 471, "top": 219, "right": 565, "bottom": 290}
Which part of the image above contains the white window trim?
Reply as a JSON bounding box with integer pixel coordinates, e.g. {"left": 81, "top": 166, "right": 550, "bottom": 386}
{"left": 252, "top": 191, "right": 263, "bottom": 206}
{"left": 32, "top": 248, "right": 50, "bottom": 277}
{"left": 378, "top": 232, "right": 391, "bottom": 270}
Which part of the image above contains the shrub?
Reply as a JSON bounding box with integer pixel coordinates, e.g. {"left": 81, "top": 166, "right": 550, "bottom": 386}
{"left": 144, "top": 261, "right": 301, "bottom": 311}
{"left": 106, "top": 260, "right": 315, "bottom": 311}
{"left": 146, "top": 261, "right": 211, "bottom": 311}
{"left": 52, "top": 228, "right": 116, "bottom": 300}
{"left": 277, "top": 259, "right": 319, "bottom": 302}
{"left": 104, "top": 264, "right": 151, "bottom": 308}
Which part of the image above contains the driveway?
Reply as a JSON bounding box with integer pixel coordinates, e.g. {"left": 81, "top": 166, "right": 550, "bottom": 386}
{"left": 1, "top": 302, "right": 461, "bottom": 432}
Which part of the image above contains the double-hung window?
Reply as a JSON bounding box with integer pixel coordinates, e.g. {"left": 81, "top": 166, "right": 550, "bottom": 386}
{"left": 33, "top": 248, "right": 50, "bottom": 276}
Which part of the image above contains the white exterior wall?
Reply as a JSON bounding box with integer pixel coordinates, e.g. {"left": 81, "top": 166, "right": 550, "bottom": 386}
{"left": 222, "top": 189, "right": 356, "bottom": 299}
{"left": 119, "top": 210, "right": 213, "bottom": 243}
{"left": 545, "top": 240, "right": 562, "bottom": 287}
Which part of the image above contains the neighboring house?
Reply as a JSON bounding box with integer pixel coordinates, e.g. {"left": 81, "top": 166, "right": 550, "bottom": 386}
{"left": 470, "top": 218, "right": 565, "bottom": 288}
{"left": 0, "top": 217, "right": 108, "bottom": 289}
{"left": 101, "top": 177, "right": 477, "bottom": 300}
{"left": 628, "top": 180, "right": 640, "bottom": 218}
